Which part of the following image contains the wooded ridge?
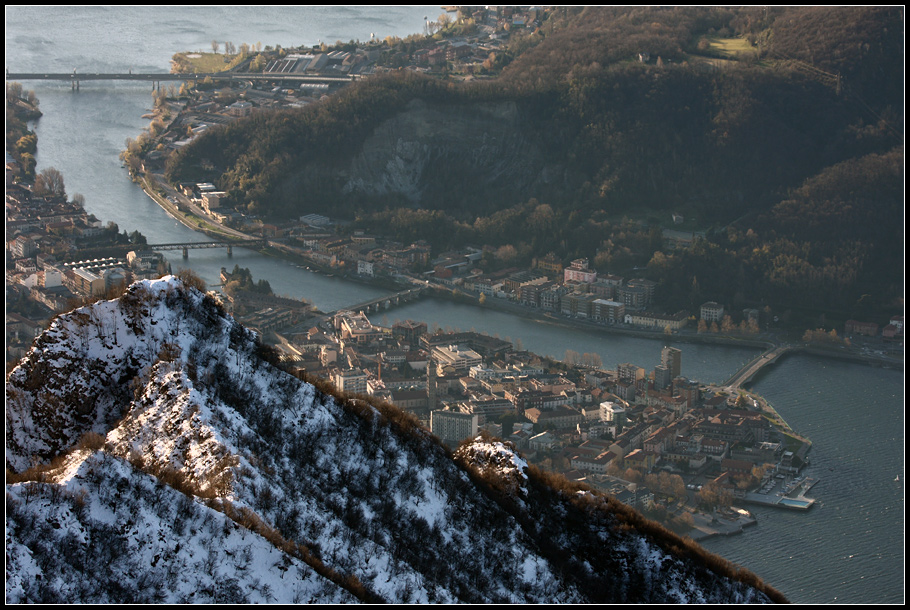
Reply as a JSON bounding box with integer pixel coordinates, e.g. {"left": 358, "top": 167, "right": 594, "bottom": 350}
{"left": 166, "top": 6, "right": 903, "bottom": 322}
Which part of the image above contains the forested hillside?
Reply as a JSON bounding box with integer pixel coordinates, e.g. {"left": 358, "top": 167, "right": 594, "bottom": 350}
{"left": 166, "top": 6, "right": 903, "bottom": 322}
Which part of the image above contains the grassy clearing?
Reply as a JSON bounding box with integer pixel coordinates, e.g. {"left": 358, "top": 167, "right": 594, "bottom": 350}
{"left": 172, "top": 52, "right": 239, "bottom": 73}
{"left": 703, "top": 36, "right": 755, "bottom": 59}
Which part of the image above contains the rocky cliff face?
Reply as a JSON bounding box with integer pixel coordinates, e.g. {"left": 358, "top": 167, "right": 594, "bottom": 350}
{"left": 6, "top": 277, "right": 785, "bottom": 604}
{"left": 340, "top": 99, "right": 551, "bottom": 202}
{"left": 292, "top": 98, "right": 566, "bottom": 210}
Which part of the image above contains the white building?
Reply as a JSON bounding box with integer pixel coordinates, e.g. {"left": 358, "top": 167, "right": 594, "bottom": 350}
{"left": 700, "top": 301, "right": 725, "bottom": 322}
{"left": 357, "top": 260, "right": 374, "bottom": 277}
{"left": 564, "top": 258, "right": 597, "bottom": 284}
{"left": 42, "top": 266, "right": 63, "bottom": 288}
{"left": 599, "top": 401, "right": 627, "bottom": 427}
{"left": 469, "top": 364, "right": 509, "bottom": 381}
{"left": 228, "top": 100, "right": 253, "bottom": 117}
{"left": 333, "top": 368, "right": 368, "bottom": 395}
{"left": 202, "top": 191, "right": 226, "bottom": 214}
{"left": 432, "top": 344, "right": 482, "bottom": 376}
{"left": 430, "top": 410, "right": 478, "bottom": 446}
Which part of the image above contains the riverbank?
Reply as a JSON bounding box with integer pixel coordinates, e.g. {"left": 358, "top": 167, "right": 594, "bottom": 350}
{"left": 437, "top": 282, "right": 777, "bottom": 348}
{"left": 137, "top": 171, "right": 410, "bottom": 300}
{"left": 456, "top": 286, "right": 904, "bottom": 371}
{"left": 798, "top": 343, "right": 903, "bottom": 370}
{"left": 139, "top": 174, "right": 249, "bottom": 242}
{"left": 134, "top": 163, "right": 901, "bottom": 373}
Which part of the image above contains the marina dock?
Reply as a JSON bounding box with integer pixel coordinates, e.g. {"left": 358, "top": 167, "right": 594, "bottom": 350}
{"left": 743, "top": 476, "right": 818, "bottom": 510}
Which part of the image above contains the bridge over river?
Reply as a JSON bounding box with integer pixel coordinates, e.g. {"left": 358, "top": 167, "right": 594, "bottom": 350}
{"left": 6, "top": 70, "right": 357, "bottom": 90}
{"left": 146, "top": 239, "right": 266, "bottom": 258}
{"left": 335, "top": 286, "right": 430, "bottom": 316}
{"left": 723, "top": 344, "right": 792, "bottom": 389}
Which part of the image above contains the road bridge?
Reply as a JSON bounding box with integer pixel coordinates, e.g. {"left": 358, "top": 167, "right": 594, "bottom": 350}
{"left": 146, "top": 239, "right": 266, "bottom": 259}
{"left": 330, "top": 286, "right": 430, "bottom": 317}
{"left": 724, "top": 344, "right": 792, "bottom": 389}
{"left": 6, "top": 70, "right": 357, "bottom": 90}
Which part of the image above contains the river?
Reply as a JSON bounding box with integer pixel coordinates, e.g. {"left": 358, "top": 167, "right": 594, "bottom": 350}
{"left": 5, "top": 6, "right": 903, "bottom": 603}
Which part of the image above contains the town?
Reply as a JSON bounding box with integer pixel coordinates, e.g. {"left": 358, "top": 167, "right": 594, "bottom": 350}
{"left": 288, "top": 299, "right": 833, "bottom": 533}
{"left": 3, "top": 154, "right": 833, "bottom": 540}
{"left": 7, "top": 158, "right": 847, "bottom": 540}
{"left": 6, "top": 6, "right": 904, "bottom": 540}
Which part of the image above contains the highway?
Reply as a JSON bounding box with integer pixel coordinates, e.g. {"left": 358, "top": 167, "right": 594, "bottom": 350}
{"left": 6, "top": 70, "right": 356, "bottom": 84}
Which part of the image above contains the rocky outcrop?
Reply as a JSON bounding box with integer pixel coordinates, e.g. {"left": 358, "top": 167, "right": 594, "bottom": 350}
{"left": 338, "top": 98, "right": 561, "bottom": 204}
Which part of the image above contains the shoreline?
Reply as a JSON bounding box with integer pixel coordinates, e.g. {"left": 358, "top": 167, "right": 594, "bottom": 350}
{"left": 138, "top": 174, "right": 245, "bottom": 242}
{"left": 432, "top": 289, "right": 903, "bottom": 370}
{"left": 132, "top": 168, "right": 902, "bottom": 373}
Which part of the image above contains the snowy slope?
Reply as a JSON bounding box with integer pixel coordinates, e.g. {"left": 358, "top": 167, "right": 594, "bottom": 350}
{"left": 6, "top": 277, "right": 786, "bottom": 604}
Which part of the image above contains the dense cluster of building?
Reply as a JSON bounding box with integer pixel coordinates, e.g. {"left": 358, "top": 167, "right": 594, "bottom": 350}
{"left": 5, "top": 174, "right": 170, "bottom": 362}
{"left": 437, "top": 252, "right": 736, "bottom": 333}
{"left": 274, "top": 307, "right": 800, "bottom": 512}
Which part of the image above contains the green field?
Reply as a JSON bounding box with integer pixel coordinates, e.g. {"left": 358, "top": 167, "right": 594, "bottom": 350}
{"left": 704, "top": 36, "right": 755, "bottom": 59}
{"left": 172, "top": 52, "right": 239, "bottom": 73}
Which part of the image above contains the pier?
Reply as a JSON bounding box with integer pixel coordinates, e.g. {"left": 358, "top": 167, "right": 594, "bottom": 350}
{"left": 742, "top": 476, "right": 818, "bottom": 510}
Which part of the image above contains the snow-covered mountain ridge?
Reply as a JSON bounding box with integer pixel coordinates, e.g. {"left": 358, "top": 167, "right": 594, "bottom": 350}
{"left": 6, "top": 276, "right": 787, "bottom": 603}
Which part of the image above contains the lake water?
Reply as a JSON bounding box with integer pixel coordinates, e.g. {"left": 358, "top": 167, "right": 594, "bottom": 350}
{"left": 5, "top": 6, "right": 903, "bottom": 603}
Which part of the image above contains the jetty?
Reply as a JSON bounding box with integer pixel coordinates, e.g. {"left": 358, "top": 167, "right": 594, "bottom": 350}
{"left": 689, "top": 508, "right": 757, "bottom": 541}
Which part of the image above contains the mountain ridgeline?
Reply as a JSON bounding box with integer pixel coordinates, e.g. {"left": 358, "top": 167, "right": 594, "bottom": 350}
{"left": 6, "top": 277, "right": 787, "bottom": 603}
{"left": 165, "top": 6, "right": 903, "bottom": 322}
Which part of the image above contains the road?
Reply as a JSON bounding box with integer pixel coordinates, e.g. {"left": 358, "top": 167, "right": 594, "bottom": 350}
{"left": 143, "top": 173, "right": 259, "bottom": 242}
